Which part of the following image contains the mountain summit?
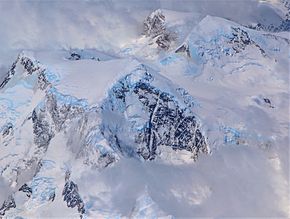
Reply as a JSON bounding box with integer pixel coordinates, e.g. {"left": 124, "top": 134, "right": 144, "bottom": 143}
{"left": 0, "top": 4, "right": 289, "bottom": 218}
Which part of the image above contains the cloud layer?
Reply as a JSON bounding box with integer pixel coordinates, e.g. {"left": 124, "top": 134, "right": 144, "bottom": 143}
{"left": 0, "top": 0, "right": 283, "bottom": 69}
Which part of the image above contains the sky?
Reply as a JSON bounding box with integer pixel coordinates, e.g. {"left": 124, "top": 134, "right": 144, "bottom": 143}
{"left": 0, "top": 0, "right": 284, "bottom": 72}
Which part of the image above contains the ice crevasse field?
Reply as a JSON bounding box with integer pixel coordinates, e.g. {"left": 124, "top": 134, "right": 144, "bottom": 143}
{"left": 0, "top": 0, "right": 289, "bottom": 218}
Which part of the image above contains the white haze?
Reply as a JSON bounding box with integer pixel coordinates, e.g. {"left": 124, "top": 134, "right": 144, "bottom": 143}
{"left": 74, "top": 143, "right": 289, "bottom": 217}
{"left": 0, "top": 0, "right": 284, "bottom": 71}
{"left": 0, "top": 0, "right": 289, "bottom": 218}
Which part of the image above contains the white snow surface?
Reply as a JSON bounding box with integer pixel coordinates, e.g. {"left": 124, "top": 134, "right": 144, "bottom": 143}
{"left": 0, "top": 1, "right": 289, "bottom": 218}
{"left": 31, "top": 50, "right": 141, "bottom": 105}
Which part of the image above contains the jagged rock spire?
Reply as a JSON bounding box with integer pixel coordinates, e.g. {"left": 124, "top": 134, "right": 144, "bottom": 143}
{"left": 143, "top": 9, "right": 175, "bottom": 50}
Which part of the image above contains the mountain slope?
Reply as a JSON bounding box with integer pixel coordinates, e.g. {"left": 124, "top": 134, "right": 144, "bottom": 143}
{"left": 0, "top": 8, "right": 289, "bottom": 218}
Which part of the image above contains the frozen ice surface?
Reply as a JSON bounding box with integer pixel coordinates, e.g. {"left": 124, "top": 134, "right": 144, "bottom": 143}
{"left": 0, "top": 1, "right": 289, "bottom": 218}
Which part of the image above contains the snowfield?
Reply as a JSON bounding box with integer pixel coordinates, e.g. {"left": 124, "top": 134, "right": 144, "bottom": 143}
{"left": 0, "top": 1, "right": 289, "bottom": 218}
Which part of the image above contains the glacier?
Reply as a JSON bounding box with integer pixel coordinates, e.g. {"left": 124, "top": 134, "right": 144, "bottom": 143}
{"left": 0, "top": 1, "right": 289, "bottom": 218}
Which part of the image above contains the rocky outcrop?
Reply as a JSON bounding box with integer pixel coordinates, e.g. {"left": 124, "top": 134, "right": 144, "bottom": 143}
{"left": 144, "top": 9, "right": 166, "bottom": 38}
{"left": 0, "top": 195, "right": 16, "bottom": 216}
{"left": 176, "top": 25, "right": 267, "bottom": 60}
{"left": 0, "top": 56, "right": 19, "bottom": 89}
{"left": 144, "top": 9, "right": 175, "bottom": 50}
{"left": 247, "top": 0, "right": 290, "bottom": 32}
{"left": 32, "top": 107, "right": 54, "bottom": 152}
{"left": 0, "top": 53, "right": 47, "bottom": 90}
{"left": 0, "top": 53, "right": 209, "bottom": 217}
{"left": 1, "top": 122, "right": 13, "bottom": 147}
{"left": 45, "top": 88, "right": 87, "bottom": 132}
{"left": 62, "top": 171, "right": 85, "bottom": 217}
{"left": 101, "top": 64, "right": 209, "bottom": 161}
{"left": 228, "top": 27, "right": 266, "bottom": 56}
{"left": 19, "top": 183, "right": 33, "bottom": 198}
{"left": 1, "top": 122, "right": 13, "bottom": 138}
{"left": 247, "top": 19, "right": 290, "bottom": 32}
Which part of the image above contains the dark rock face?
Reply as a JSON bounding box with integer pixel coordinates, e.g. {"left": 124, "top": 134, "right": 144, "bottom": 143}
{"left": 279, "top": 19, "right": 290, "bottom": 31}
{"left": 20, "top": 56, "right": 41, "bottom": 75}
{"left": 228, "top": 27, "right": 266, "bottom": 56}
{"left": 176, "top": 26, "right": 267, "bottom": 59}
{"left": 156, "top": 32, "right": 173, "bottom": 50}
{"left": 2, "top": 122, "right": 13, "bottom": 138}
{"left": 0, "top": 54, "right": 48, "bottom": 90}
{"left": 1, "top": 122, "right": 13, "bottom": 147}
{"left": 249, "top": 19, "right": 290, "bottom": 32}
{"left": 102, "top": 65, "right": 208, "bottom": 161}
{"left": 0, "top": 195, "right": 16, "bottom": 216}
{"left": 66, "top": 50, "right": 102, "bottom": 61}
{"left": 261, "top": 97, "right": 274, "bottom": 108}
{"left": 175, "top": 44, "right": 191, "bottom": 57}
{"left": 143, "top": 10, "right": 175, "bottom": 50}
{"left": 19, "top": 184, "right": 32, "bottom": 198}
{"left": 133, "top": 82, "right": 207, "bottom": 160}
{"left": 31, "top": 88, "right": 87, "bottom": 152}
{"left": 69, "top": 53, "right": 81, "bottom": 60}
{"left": 45, "top": 89, "right": 86, "bottom": 132}
{"left": 228, "top": 27, "right": 252, "bottom": 54}
{"left": 32, "top": 109, "right": 54, "bottom": 152}
{"left": 49, "top": 193, "right": 56, "bottom": 202}
{"left": 144, "top": 9, "right": 166, "bottom": 38}
{"left": 0, "top": 56, "right": 19, "bottom": 89}
{"left": 37, "top": 71, "right": 51, "bottom": 90}
{"left": 62, "top": 176, "right": 85, "bottom": 216}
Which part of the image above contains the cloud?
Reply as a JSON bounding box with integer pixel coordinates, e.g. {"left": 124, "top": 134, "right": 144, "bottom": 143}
{"left": 0, "top": 0, "right": 140, "bottom": 73}
{"left": 77, "top": 145, "right": 289, "bottom": 217}
{"left": 0, "top": 1, "right": 139, "bottom": 51}
{"left": 0, "top": 0, "right": 283, "bottom": 70}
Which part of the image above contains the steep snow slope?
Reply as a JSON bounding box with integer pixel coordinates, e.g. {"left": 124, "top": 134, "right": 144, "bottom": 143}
{"left": 0, "top": 48, "right": 211, "bottom": 217}
{"left": 162, "top": 15, "right": 289, "bottom": 145}
{"left": 0, "top": 7, "right": 289, "bottom": 219}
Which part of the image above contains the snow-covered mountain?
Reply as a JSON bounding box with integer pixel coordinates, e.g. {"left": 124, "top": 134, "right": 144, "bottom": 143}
{"left": 0, "top": 4, "right": 289, "bottom": 218}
